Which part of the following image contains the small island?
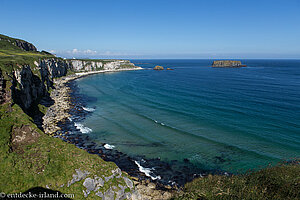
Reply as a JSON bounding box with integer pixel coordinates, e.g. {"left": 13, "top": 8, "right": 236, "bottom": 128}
{"left": 153, "top": 65, "right": 164, "bottom": 70}
{"left": 153, "top": 66, "right": 174, "bottom": 70}
{"left": 212, "top": 60, "right": 246, "bottom": 67}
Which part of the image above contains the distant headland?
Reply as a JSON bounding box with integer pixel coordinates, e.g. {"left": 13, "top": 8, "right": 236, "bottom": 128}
{"left": 212, "top": 60, "right": 246, "bottom": 68}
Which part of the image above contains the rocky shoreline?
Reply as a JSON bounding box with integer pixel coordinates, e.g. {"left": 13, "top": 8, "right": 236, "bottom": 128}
{"left": 42, "top": 68, "right": 143, "bottom": 136}
{"left": 42, "top": 67, "right": 176, "bottom": 199}
{"left": 42, "top": 66, "right": 229, "bottom": 199}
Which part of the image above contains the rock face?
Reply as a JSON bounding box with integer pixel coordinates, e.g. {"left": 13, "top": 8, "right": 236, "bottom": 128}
{"left": 69, "top": 60, "right": 103, "bottom": 72}
{"left": 10, "top": 58, "right": 138, "bottom": 112}
{"left": 11, "top": 65, "right": 46, "bottom": 110}
{"left": 39, "top": 58, "right": 71, "bottom": 90}
{"left": 0, "top": 69, "right": 7, "bottom": 104}
{"left": 212, "top": 60, "right": 246, "bottom": 67}
{"left": 14, "top": 39, "right": 37, "bottom": 51}
{"left": 0, "top": 34, "right": 38, "bottom": 52}
{"left": 69, "top": 59, "right": 136, "bottom": 72}
{"left": 65, "top": 168, "right": 144, "bottom": 200}
{"left": 154, "top": 65, "right": 164, "bottom": 70}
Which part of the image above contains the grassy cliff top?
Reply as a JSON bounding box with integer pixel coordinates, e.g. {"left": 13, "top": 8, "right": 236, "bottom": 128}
{"left": 0, "top": 34, "right": 55, "bottom": 73}
{"left": 0, "top": 34, "right": 136, "bottom": 199}
{"left": 0, "top": 103, "right": 132, "bottom": 199}
{"left": 174, "top": 160, "right": 300, "bottom": 199}
{"left": 0, "top": 34, "right": 130, "bottom": 74}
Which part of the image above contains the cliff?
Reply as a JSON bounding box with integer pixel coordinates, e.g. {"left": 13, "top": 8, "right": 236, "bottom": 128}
{"left": 0, "top": 33, "right": 141, "bottom": 146}
{"left": 0, "top": 69, "right": 7, "bottom": 104}
{"left": 9, "top": 58, "right": 138, "bottom": 112}
{"left": 69, "top": 59, "right": 135, "bottom": 72}
{"left": 0, "top": 34, "right": 142, "bottom": 199}
{"left": 212, "top": 60, "right": 246, "bottom": 67}
{"left": 0, "top": 33, "right": 141, "bottom": 141}
{"left": 0, "top": 33, "right": 37, "bottom": 51}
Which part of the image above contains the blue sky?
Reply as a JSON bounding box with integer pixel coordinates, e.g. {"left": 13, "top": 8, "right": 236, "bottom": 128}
{"left": 1, "top": 0, "right": 300, "bottom": 59}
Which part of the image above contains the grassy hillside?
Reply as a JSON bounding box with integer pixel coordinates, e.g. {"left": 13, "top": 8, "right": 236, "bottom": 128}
{"left": 1, "top": 33, "right": 299, "bottom": 200}
{"left": 0, "top": 102, "right": 134, "bottom": 199}
{"left": 0, "top": 34, "right": 55, "bottom": 76}
{"left": 173, "top": 161, "right": 300, "bottom": 200}
{"left": 0, "top": 34, "right": 136, "bottom": 199}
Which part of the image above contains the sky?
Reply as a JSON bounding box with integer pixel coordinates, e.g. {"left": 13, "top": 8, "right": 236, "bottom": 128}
{"left": 0, "top": 0, "right": 300, "bottom": 59}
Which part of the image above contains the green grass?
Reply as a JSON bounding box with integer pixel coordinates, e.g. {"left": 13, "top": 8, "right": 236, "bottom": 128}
{"left": 2, "top": 33, "right": 298, "bottom": 200}
{"left": 0, "top": 102, "right": 132, "bottom": 199}
{"left": 0, "top": 33, "right": 139, "bottom": 199}
{"left": 0, "top": 33, "right": 135, "bottom": 198}
{"left": 173, "top": 161, "right": 300, "bottom": 200}
{"left": 0, "top": 34, "right": 55, "bottom": 75}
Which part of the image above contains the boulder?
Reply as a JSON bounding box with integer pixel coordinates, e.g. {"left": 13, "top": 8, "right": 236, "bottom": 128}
{"left": 83, "top": 178, "right": 95, "bottom": 192}
{"left": 123, "top": 177, "right": 134, "bottom": 189}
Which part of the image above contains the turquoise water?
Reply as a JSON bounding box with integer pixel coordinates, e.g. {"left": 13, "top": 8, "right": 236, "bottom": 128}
{"left": 73, "top": 59, "right": 300, "bottom": 173}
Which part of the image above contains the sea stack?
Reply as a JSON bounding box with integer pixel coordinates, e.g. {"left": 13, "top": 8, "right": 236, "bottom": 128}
{"left": 212, "top": 60, "right": 246, "bottom": 67}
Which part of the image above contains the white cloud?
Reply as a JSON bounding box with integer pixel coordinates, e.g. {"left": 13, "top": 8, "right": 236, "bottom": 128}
{"left": 49, "top": 48, "right": 140, "bottom": 58}
{"left": 72, "top": 48, "right": 79, "bottom": 54}
{"left": 83, "top": 49, "right": 97, "bottom": 55}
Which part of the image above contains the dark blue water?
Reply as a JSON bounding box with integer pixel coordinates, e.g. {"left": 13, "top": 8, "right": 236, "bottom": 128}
{"left": 73, "top": 59, "right": 300, "bottom": 174}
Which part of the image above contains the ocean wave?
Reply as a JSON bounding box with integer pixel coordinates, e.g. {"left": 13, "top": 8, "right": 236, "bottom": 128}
{"left": 153, "top": 119, "right": 165, "bottom": 126}
{"left": 104, "top": 143, "right": 115, "bottom": 149}
{"left": 74, "top": 122, "right": 92, "bottom": 134}
{"left": 68, "top": 117, "right": 73, "bottom": 121}
{"left": 82, "top": 107, "right": 96, "bottom": 112}
{"left": 134, "top": 161, "right": 161, "bottom": 180}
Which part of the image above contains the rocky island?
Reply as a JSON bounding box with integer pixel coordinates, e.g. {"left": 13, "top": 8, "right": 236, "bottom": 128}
{"left": 153, "top": 66, "right": 174, "bottom": 70}
{"left": 212, "top": 60, "right": 246, "bottom": 67}
{"left": 153, "top": 65, "right": 164, "bottom": 70}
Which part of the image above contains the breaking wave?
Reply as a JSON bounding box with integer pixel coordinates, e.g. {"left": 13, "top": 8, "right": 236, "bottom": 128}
{"left": 82, "top": 107, "right": 95, "bottom": 112}
{"left": 134, "top": 160, "right": 161, "bottom": 180}
{"left": 104, "top": 143, "right": 115, "bottom": 149}
{"left": 74, "top": 122, "right": 92, "bottom": 134}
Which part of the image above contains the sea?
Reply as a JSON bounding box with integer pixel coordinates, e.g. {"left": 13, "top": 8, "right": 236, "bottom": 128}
{"left": 69, "top": 59, "right": 300, "bottom": 180}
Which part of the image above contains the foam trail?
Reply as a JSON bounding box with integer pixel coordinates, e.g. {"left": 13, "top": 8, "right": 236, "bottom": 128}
{"left": 104, "top": 144, "right": 115, "bottom": 149}
{"left": 74, "top": 122, "right": 92, "bottom": 133}
{"left": 82, "top": 107, "right": 96, "bottom": 112}
{"left": 134, "top": 161, "right": 161, "bottom": 180}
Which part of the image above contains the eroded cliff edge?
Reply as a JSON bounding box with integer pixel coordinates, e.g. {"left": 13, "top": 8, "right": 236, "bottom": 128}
{"left": 0, "top": 33, "right": 151, "bottom": 200}
{"left": 9, "top": 58, "right": 139, "bottom": 113}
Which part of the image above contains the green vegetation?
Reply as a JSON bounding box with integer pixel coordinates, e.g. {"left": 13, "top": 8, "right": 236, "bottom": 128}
{"left": 0, "top": 102, "right": 132, "bottom": 199}
{"left": 1, "top": 33, "right": 298, "bottom": 200}
{"left": 173, "top": 161, "right": 300, "bottom": 200}
{"left": 0, "top": 34, "right": 54, "bottom": 75}
{"left": 0, "top": 34, "right": 135, "bottom": 199}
